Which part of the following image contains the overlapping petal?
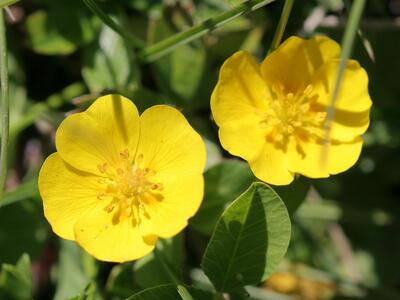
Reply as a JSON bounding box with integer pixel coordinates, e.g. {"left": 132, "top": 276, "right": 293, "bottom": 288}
{"left": 56, "top": 94, "right": 140, "bottom": 176}
{"left": 249, "top": 143, "right": 294, "bottom": 185}
{"left": 312, "top": 60, "right": 372, "bottom": 141}
{"left": 211, "top": 51, "right": 269, "bottom": 162}
{"left": 261, "top": 36, "right": 341, "bottom": 91}
{"left": 74, "top": 205, "right": 156, "bottom": 263}
{"left": 287, "top": 138, "right": 363, "bottom": 178}
{"left": 135, "top": 105, "right": 206, "bottom": 238}
{"left": 38, "top": 153, "right": 102, "bottom": 240}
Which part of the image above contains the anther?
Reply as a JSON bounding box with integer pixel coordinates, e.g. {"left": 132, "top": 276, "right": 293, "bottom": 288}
{"left": 104, "top": 204, "right": 115, "bottom": 213}
{"left": 117, "top": 168, "right": 124, "bottom": 175}
{"left": 120, "top": 149, "right": 129, "bottom": 159}
{"left": 303, "top": 84, "right": 313, "bottom": 96}
{"left": 287, "top": 125, "right": 295, "bottom": 134}
{"left": 97, "top": 193, "right": 106, "bottom": 200}
{"left": 97, "top": 163, "right": 108, "bottom": 173}
{"left": 316, "top": 112, "right": 327, "bottom": 122}
{"left": 151, "top": 183, "right": 163, "bottom": 190}
{"left": 125, "top": 207, "right": 132, "bottom": 217}
{"left": 286, "top": 93, "right": 294, "bottom": 100}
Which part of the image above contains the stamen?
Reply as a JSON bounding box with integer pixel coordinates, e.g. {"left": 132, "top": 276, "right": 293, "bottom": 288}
{"left": 120, "top": 149, "right": 129, "bottom": 159}
{"left": 96, "top": 155, "right": 164, "bottom": 223}
{"left": 303, "top": 84, "right": 313, "bottom": 96}
{"left": 97, "top": 163, "right": 108, "bottom": 173}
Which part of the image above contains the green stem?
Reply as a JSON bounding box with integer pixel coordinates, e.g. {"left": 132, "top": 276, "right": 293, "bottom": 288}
{"left": 268, "top": 0, "right": 294, "bottom": 52}
{"left": 0, "top": 9, "right": 9, "bottom": 199}
{"left": 138, "top": 0, "right": 277, "bottom": 63}
{"left": 177, "top": 285, "right": 194, "bottom": 300}
{"left": 153, "top": 245, "right": 179, "bottom": 285}
{"left": 82, "top": 0, "right": 145, "bottom": 49}
{"left": 153, "top": 245, "right": 193, "bottom": 300}
{"left": 322, "top": 0, "right": 366, "bottom": 162}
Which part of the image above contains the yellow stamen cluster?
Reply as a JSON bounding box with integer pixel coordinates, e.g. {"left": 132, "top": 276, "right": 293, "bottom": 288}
{"left": 260, "top": 83, "right": 327, "bottom": 151}
{"left": 96, "top": 151, "right": 163, "bottom": 224}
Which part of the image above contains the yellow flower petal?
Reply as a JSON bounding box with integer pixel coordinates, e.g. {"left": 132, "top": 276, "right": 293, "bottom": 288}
{"left": 249, "top": 142, "right": 294, "bottom": 186}
{"left": 74, "top": 206, "right": 156, "bottom": 263}
{"left": 312, "top": 60, "right": 372, "bottom": 141}
{"left": 287, "top": 137, "right": 363, "bottom": 178}
{"left": 211, "top": 50, "right": 269, "bottom": 161}
{"left": 135, "top": 105, "right": 206, "bottom": 237}
{"left": 56, "top": 94, "right": 140, "bottom": 175}
{"left": 38, "top": 153, "right": 101, "bottom": 240}
{"left": 261, "top": 36, "right": 340, "bottom": 91}
{"left": 138, "top": 175, "right": 204, "bottom": 238}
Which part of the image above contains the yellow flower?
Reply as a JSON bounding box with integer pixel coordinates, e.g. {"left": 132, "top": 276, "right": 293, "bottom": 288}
{"left": 211, "top": 36, "right": 372, "bottom": 185}
{"left": 39, "top": 95, "right": 206, "bottom": 262}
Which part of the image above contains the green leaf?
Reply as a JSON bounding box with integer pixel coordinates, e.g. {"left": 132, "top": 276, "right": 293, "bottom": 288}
{"left": 54, "top": 241, "right": 91, "bottom": 300}
{"left": 127, "top": 284, "right": 213, "bottom": 300}
{"left": 0, "top": 199, "right": 47, "bottom": 264}
{"left": 201, "top": 182, "right": 291, "bottom": 292}
{"left": 26, "top": 1, "right": 100, "bottom": 55}
{"left": 68, "top": 282, "right": 97, "bottom": 300}
{"left": 0, "top": 254, "right": 32, "bottom": 300}
{"left": 134, "top": 236, "right": 183, "bottom": 288}
{"left": 153, "top": 45, "right": 207, "bottom": 103}
{"left": 190, "top": 160, "right": 254, "bottom": 235}
{"left": 0, "top": 0, "right": 19, "bottom": 9}
{"left": 82, "top": 25, "right": 139, "bottom": 93}
{"left": 106, "top": 263, "right": 138, "bottom": 298}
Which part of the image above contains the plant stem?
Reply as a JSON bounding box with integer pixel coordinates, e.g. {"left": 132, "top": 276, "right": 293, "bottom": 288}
{"left": 177, "top": 285, "right": 194, "bottom": 300}
{"left": 82, "top": 0, "right": 145, "bottom": 49}
{"left": 153, "top": 245, "right": 179, "bottom": 285}
{"left": 153, "top": 244, "right": 194, "bottom": 300}
{"left": 268, "top": 0, "right": 294, "bottom": 52}
{"left": 321, "top": 0, "right": 366, "bottom": 164}
{"left": 0, "top": 9, "right": 9, "bottom": 199}
{"left": 138, "top": 0, "right": 277, "bottom": 63}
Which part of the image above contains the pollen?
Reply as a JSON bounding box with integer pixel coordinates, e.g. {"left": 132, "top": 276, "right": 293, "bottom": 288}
{"left": 96, "top": 151, "right": 164, "bottom": 223}
{"left": 260, "top": 84, "right": 327, "bottom": 147}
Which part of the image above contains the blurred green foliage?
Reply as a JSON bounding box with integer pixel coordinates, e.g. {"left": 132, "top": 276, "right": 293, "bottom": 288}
{"left": 0, "top": 0, "right": 399, "bottom": 299}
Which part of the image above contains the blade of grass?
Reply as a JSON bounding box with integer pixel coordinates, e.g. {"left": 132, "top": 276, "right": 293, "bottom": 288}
{"left": 82, "top": 0, "right": 145, "bottom": 49}
{"left": 344, "top": 0, "right": 375, "bottom": 63}
{"left": 177, "top": 285, "right": 194, "bottom": 300}
{"left": 321, "top": 0, "right": 366, "bottom": 165}
{"left": 0, "top": 178, "right": 39, "bottom": 208}
{"left": 268, "top": 0, "right": 294, "bottom": 53}
{"left": 0, "top": 9, "right": 9, "bottom": 199}
{"left": 0, "top": 0, "right": 19, "bottom": 9}
{"left": 138, "top": 0, "right": 277, "bottom": 63}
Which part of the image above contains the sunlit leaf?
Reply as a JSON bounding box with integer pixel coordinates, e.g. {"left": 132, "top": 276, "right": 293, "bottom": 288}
{"left": 202, "top": 182, "right": 291, "bottom": 292}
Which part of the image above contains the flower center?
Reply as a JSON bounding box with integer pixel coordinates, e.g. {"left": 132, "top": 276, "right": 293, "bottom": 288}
{"left": 96, "top": 150, "right": 163, "bottom": 224}
{"left": 260, "top": 83, "right": 327, "bottom": 151}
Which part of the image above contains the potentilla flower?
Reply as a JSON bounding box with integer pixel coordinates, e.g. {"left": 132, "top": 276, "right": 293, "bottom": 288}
{"left": 211, "top": 36, "right": 372, "bottom": 185}
{"left": 39, "top": 95, "right": 206, "bottom": 262}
